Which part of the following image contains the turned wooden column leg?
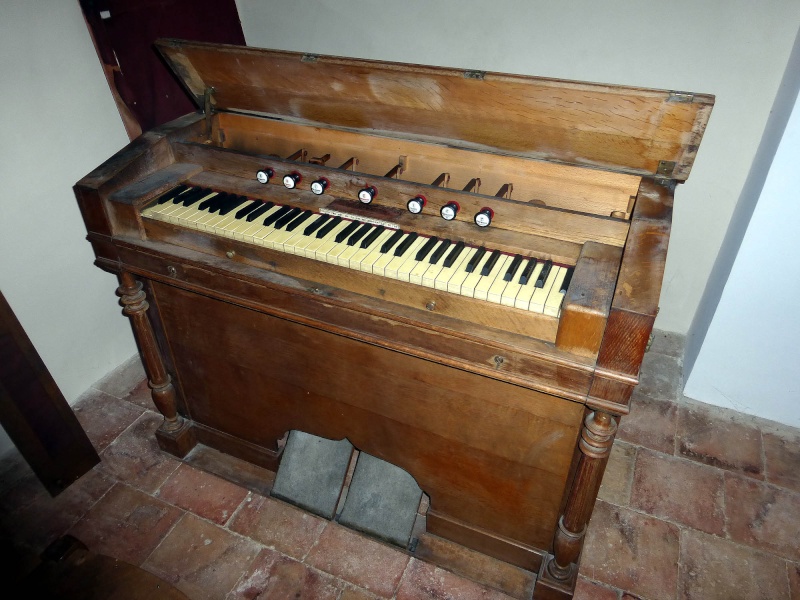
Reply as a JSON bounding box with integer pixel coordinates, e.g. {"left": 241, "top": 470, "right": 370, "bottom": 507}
{"left": 535, "top": 410, "right": 617, "bottom": 599}
{"left": 117, "top": 272, "right": 195, "bottom": 457}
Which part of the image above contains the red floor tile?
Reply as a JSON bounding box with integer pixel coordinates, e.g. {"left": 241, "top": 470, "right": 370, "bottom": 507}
{"left": 305, "top": 523, "right": 409, "bottom": 598}
{"left": 724, "top": 473, "right": 800, "bottom": 562}
{"left": 228, "top": 494, "right": 326, "bottom": 560}
{"left": 598, "top": 441, "right": 636, "bottom": 507}
{"left": 73, "top": 389, "right": 144, "bottom": 452}
{"left": 679, "top": 529, "right": 791, "bottom": 600}
{"left": 764, "top": 429, "right": 800, "bottom": 493}
{"left": 631, "top": 449, "right": 725, "bottom": 535}
{"left": 395, "top": 558, "right": 515, "bottom": 600}
{"left": 226, "top": 547, "right": 341, "bottom": 600}
{"left": 69, "top": 483, "right": 183, "bottom": 565}
{"left": 581, "top": 501, "right": 679, "bottom": 600}
{"left": 677, "top": 404, "right": 763, "bottom": 478}
{"left": 574, "top": 576, "right": 621, "bottom": 600}
{"left": 156, "top": 463, "right": 248, "bottom": 525}
{"left": 143, "top": 513, "right": 261, "bottom": 600}
{"left": 619, "top": 394, "right": 677, "bottom": 455}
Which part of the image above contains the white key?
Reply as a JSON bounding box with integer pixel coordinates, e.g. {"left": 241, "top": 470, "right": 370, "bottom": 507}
{"left": 475, "top": 254, "right": 511, "bottom": 301}
{"left": 336, "top": 240, "right": 364, "bottom": 267}
{"left": 418, "top": 241, "right": 451, "bottom": 287}
{"left": 231, "top": 204, "right": 279, "bottom": 240}
{"left": 486, "top": 256, "right": 514, "bottom": 303}
{"left": 544, "top": 267, "right": 569, "bottom": 317}
{"left": 217, "top": 205, "right": 259, "bottom": 238}
{"left": 313, "top": 221, "right": 351, "bottom": 261}
{"left": 292, "top": 215, "right": 331, "bottom": 256}
{"left": 385, "top": 237, "right": 426, "bottom": 280}
{"left": 141, "top": 187, "right": 194, "bottom": 218}
{"left": 459, "top": 252, "right": 492, "bottom": 297}
{"left": 529, "top": 265, "right": 561, "bottom": 314}
{"left": 282, "top": 228, "right": 313, "bottom": 255}
{"left": 302, "top": 219, "right": 342, "bottom": 258}
{"left": 357, "top": 231, "right": 395, "bottom": 272}
{"left": 167, "top": 191, "right": 219, "bottom": 225}
{"left": 372, "top": 233, "right": 411, "bottom": 277}
{"left": 396, "top": 237, "right": 431, "bottom": 282}
{"left": 515, "top": 261, "right": 544, "bottom": 310}
{"left": 443, "top": 248, "right": 478, "bottom": 293}
{"left": 433, "top": 246, "right": 473, "bottom": 291}
{"left": 348, "top": 230, "right": 392, "bottom": 270}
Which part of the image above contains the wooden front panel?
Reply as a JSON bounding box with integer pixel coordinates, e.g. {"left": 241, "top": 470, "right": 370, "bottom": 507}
{"left": 151, "top": 281, "right": 584, "bottom": 550}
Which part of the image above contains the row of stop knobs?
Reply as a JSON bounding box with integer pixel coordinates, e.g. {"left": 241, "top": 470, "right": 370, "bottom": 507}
{"left": 256, "top": 168, "right": 494, "bottom": 228}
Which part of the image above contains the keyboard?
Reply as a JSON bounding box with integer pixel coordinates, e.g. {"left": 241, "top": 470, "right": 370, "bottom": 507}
{"left": 142, "top": 186, "right": 574, "bottom": 318}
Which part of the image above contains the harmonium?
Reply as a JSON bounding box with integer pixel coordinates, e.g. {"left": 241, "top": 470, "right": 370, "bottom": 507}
{"left": 76, "top": 40, "right": 713, "bottom": 598}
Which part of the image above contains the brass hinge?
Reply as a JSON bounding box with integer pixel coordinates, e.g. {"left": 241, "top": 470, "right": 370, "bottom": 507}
{"left": 668, "top": 91, "right": 694, "bottom": 103}
{"left": 463, "top": 70, "right": 486, "bottom": 80}
{"left": 654, "top": 160, "right": 677, "bottom": 186}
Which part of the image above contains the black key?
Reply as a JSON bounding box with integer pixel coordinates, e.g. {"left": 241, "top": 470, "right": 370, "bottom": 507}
{"left": 535, "top": 260, "right": 553, "bottom": 288}
{"left": 209, "top": 193, "right": 234, "bottom": 214}
{"left": 481, "top": 249, "right": 502, "bottom": 277}
{"left": 465, "top": 246, "right": 486, "bottom": 273}
{"left": 304, "top": 214, "right": 330, "bottom": 236}
{"left": 157, "top": 185, "right": 189, "bottom": 204}
{"left": 504, "top": 254, "right": 524, "bottom": 282}
{"left": 245, "top": 201, "right": 275, "bottom": 222}
{"left": 207, "top": 193, "right": 232, "bottom": 213}
{"left": 156, "top": 184, "right": 188, "bottom": 204}
{"left": 335, "top": 220, "right": 360, "bottom": 243}
{"left": 169, "top": 185, "right": 191, "bottom": 203}
{"left": 198, "top": 191, "right": 221, "bottom": 211}
{"left": 285, "top": 210, "right": 313, "bottom": 232}
{"left": 380, "top": 229, "right": 405, "bottom": 253}
{"left": 394, "top": 232, "right": 418, "bottom": 256}
{"left": 415, "top": 236, "right": 439, "bottom": 262}
{"left": 264, "top": 205, "right": 292, "bottom": 227}
{"left": 219, "top": 195, "right": 249, "bottom": 216}
{"left": 560, "top": 267, "right": 574, "bottom": 293}
{"left": 443, "top": 241, "right": 465, "bottom": 268}
{"left": 316, "top": 216, "right": 342, "bottom": 238}
{"left": 361, "top": 225, "right": 385, "bottom": 249}
{"left": 347, "top": 223, "right": 373, "bottom": 246}
{"left": 275, "top": 207, "right": 303, "bottom": 229}
{"left": 430, "top": 239, "right": 451, "bottom": 264}
{"left": 235, "top": 200, "right": 262, "bottom": 220}
{"left": 519, "top": 258, "right": 538, "bottom": 285}
{"left": 180, "top": 187, "right": 210, "bottom": 207}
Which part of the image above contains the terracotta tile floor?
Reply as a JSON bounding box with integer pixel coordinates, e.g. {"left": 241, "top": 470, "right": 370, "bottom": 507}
{"left": 1, "top": 333, "right": 799, "bottom": 600}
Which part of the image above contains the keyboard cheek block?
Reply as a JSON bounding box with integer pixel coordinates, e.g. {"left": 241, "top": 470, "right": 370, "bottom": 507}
{"left": 79, "top": 39, "right": 713, "bottom": 600}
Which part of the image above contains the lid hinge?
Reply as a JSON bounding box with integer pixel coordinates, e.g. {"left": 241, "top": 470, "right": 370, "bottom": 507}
{"left": 668, "top": 91, "right": 694, "bottom": 103}
{"left": 463, "top": 70, "right": 486, "bottom": 80}
{"left": 654, "top": 160, "right": 678, "bottom": 187}
{"left": 203, "top": 86, "right": 216, "bottom": 140}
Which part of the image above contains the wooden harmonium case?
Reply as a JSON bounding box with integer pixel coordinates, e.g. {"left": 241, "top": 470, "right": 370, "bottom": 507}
{"left": 75, "top": 39, "right": 713, "bottom": 599}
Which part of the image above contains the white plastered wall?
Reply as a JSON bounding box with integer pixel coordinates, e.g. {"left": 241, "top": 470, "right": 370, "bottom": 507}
{"left": 684, "top": 86, "right": 800, "bottom": 427}
{"left": 235, "top": 0, "right": 800, "bottom": 336}
{"left": 0, "top": 1, "right": 137, "bottom": 454}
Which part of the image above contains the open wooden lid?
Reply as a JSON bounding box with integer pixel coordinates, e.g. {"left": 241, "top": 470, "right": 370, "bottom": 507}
{"left": 156, "top": 39, "right": 714, "bottom": 181}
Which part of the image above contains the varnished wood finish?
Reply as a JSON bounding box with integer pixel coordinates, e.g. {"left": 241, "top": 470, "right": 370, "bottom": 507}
{"left": 156, "top": 39, "right": 713, "bottom": 180}
{"left": 116, "top": 272, "right": 195, "bottom": 457}
{"left": 75, "top": 42, "right": 713, "bottom": 599}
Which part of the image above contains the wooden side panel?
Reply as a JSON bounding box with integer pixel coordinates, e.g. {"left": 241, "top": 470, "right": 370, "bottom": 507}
{"left": 588, "top": 180, "right": 674, "bottom": 410}
{"left": 555, "top": 243, "right": 623, "bottom": 358}
{"left": 152, "top": 281, "right": 585, "bottom": 552}
{"left": 157, "top": 39, "right": 714, "bottom": 180}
